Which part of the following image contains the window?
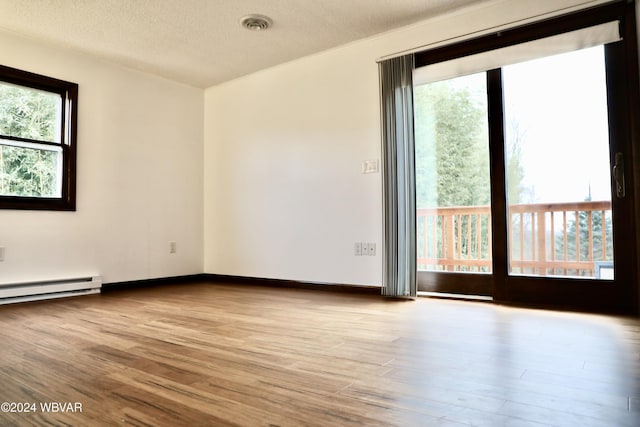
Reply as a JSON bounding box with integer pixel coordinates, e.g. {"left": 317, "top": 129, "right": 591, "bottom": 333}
{"left": 0, "top": 65, "right": 78, "bottom": 210}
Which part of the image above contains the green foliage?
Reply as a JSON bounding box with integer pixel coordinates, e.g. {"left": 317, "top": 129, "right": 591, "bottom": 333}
{"left": 414, "top": 79, "right": 490, "bottom": 208}
{"left": 414, "top": 75, "right": 527, "bottom": 271}
{"left": 0, "top": 83, "right": 60, "bottom": 197}
{"left": 414, "top": 77, "right": 494, "bottom": 270}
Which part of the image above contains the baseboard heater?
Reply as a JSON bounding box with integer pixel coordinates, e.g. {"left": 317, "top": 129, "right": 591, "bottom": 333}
{"left": 0, "top": 276, "right": 102, "bottom": 305}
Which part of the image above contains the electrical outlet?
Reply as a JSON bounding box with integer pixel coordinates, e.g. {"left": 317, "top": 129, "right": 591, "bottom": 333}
{"left": 169, "top": 242, "right": 177, "bottom": 254}
{"left": 356, "top": 242, "right": 377, "bottom": 256}
{"left": 0, "top": 247, "right": 4, "bottom": 262}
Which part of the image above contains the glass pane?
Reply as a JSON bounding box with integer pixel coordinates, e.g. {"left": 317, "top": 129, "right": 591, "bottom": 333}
{"left": 503, "top": 46, "right": 613, "bottom": 279}
{"left": 0, "top": 143, "right": 62, "bottom": 197}
{"left": 0, "top": 81, "right": 62, "bottom": 143}
{"left": 414, "top": 72, "right": 492, "bottom": 273}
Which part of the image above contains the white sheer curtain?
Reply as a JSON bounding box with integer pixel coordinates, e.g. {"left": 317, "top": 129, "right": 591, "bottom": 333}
{"left": 379, "top": 54, "right": 417, "bottom": 299}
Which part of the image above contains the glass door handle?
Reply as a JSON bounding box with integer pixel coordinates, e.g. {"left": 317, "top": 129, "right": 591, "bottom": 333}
{"left": 613, "top": 152, "right": 625, "bottom": 198}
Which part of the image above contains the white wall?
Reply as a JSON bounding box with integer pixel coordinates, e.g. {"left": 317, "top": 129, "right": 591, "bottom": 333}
{"left": 203, "top": 0, "right": 622, "bottom": 286}
{"left": 0, "top": 31, "right": 204, "bottom": 284}
{"left": 0, "top": 0, "right": 633, "bottom": 288}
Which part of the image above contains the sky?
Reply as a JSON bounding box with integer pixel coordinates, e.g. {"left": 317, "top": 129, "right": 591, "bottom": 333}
{"left": 502, "top": 45, "right": 611, "bottom": 204}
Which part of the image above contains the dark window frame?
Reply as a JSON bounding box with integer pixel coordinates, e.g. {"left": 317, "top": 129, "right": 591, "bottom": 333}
{"left": 414, "top": 0, "right": 631, "bottom": 69}
{"left": 0, "top": 65, "right": 78, "bottom": 211}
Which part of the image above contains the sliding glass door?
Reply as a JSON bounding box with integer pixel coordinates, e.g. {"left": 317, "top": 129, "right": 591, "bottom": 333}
{"left": 412, "top": 0, "right": 639, "bottom": 312}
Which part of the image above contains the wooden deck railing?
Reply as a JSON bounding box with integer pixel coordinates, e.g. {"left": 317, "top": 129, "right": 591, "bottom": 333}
{"left": 417, "top": 201, "right": 613, "bottom": 277}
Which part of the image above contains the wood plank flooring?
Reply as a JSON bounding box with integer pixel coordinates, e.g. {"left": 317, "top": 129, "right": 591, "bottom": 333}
{"left": 0, "top": 281, "right": 638, "bottom": 426}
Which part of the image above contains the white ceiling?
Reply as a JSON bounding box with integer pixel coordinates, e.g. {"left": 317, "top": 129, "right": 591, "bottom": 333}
{"left": 0, "top": 0, "right": 487, "bottom": 88}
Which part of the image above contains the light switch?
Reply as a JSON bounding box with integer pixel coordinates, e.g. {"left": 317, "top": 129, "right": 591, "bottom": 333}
{"left": 362, "top": 159, "right": 379, "bottom": 174}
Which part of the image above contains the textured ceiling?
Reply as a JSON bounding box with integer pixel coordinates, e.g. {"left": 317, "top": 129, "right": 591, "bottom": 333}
{"left": 0, "top": 0, "right": 487, "bottom": 88}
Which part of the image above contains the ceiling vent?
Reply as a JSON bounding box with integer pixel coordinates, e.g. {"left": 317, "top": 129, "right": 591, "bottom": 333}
{"left": 240, "top": 14, "right": 273, "bottom": 31}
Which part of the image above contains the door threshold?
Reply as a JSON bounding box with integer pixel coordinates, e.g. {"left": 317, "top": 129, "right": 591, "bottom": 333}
{"left": 418, "top": 291, "right": 493, "bottom": 302}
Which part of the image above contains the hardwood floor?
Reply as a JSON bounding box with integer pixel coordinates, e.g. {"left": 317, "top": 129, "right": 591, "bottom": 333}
{"left": 0, "top": 281, "right": 638, "bottom": 426}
